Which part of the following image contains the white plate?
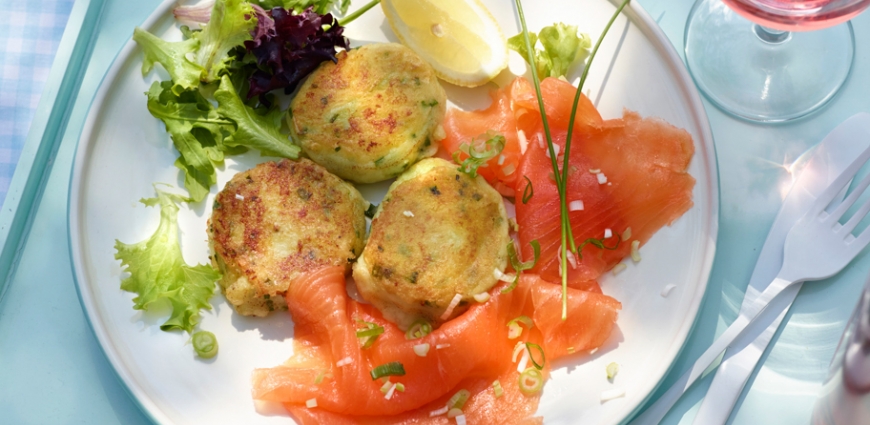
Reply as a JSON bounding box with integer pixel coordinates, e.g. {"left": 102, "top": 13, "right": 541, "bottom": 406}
{"left": 69, "top": 0, "right": 718, "bottom": 424}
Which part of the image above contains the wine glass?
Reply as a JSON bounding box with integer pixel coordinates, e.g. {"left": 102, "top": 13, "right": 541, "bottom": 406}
{"left": 684, "top": 0, "right": 870, "bottom": 122}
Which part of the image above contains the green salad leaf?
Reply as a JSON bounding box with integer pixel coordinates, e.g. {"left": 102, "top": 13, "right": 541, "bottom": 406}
{"left": 115, "top": 186, "right": 221, "bottom": 334}
{"left": 214, "top": 75, "right": 301, "bottom": 158}
{"left": 133, "top": 0, "right": 256, "bottom": 89}
{"left": 258, "top": 0, "right": 352, "bottom": 15}
{"left": 146, "top": 81, "right": 234, "bottom": 202}
{"left": 134, "top": 28, "right": 202, "bottom": 93}
{"left": 194, "top": 0, "right": 257, "bottom": 83}
{"left": 507, "top": 22, "right": 592, "bottom": 79}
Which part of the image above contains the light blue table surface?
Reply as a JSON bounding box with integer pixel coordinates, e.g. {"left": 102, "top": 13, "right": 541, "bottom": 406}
{"left": 2, "top": 0, "right": 870, "bottom": 424}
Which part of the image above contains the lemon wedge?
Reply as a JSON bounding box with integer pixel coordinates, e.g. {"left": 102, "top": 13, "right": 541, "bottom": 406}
{"left": 381, "top": 0, "right": 508, "bottom": 87}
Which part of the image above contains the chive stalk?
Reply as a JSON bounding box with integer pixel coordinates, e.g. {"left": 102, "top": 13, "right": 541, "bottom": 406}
{"left": 514, "top": 0, "right": 631, "bottom": 320}
{"left": 338, "top": 0, "right": 380, "bottom": 26}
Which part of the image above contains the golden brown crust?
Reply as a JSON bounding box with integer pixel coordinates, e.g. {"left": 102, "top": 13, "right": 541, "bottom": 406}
{"left": 208, "top": 159, "right": 366, "bottom": 316}
{"left": 353, "top": 158, "right": 510, "bottom": 329}
{"left": 290, "top": 43, "right": 446, "bottom": 183}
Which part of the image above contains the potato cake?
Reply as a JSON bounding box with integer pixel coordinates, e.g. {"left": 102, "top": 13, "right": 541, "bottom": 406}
{"left": 208, "top": 159, "right": 367, "bottom": 317}
{"left": 289, "top": 43, "right": 446, "bottom": 183}
{"left": 353, "top": 158, "right": 510, "bottom": 329}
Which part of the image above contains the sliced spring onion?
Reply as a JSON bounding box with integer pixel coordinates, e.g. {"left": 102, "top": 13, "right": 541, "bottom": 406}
{"left": 436, "top": 343, "right": 450, "bottom": 350}
{"left": 429, "top": 406, "right": 449, "bottom": 417}
{"left": 447, "top": 408, "right": 464, "bottom": 418}
{"left": 380, "top": 380, "right": 393, "bottom": 394}
{"left": 192, "top": 331, "right": 218, "bottom": 359}
{"left": 623, "top": 226, "right": 632, "bottom": 240}
{"left": 336, "top": 356, "right": 353, "bottom": 367}
{"left": 370, "top": 362, "right": 406, "bottom": 380}
{"left": 630, "top": 240, "right": 641, "bottom": 262}
{"left": 566, "top": 250, "right": 577, "bottom": 269}
{"left": 588, "top": 168, "right": 601, "bottom": 174}
{"left": 502, "top": 240, "right": 541, "bottom": 293}
{"left": 305, "top": 398, "right": 317, "bottom": 408}
{"left": 356, "top": 320, "right": 385, "bottom": 349}
{"left": 518, "top": 367, "right": 544, "bottom": 395}
{"left": 395, "top": 383, "right": 405, "bottom": 392}
{"left": 384, "top": 383, "right": 398, "bottom": 400}
{"left": 492, "top": 380, "right": 504, "bottom": 398}
{"left": 517, "top": 129, "right": 528, "bottom": 151}
{"left": 502, "top": 162, "right": 517, "bottom": 176}
{"left": 511, "top": 340, "right": 526, "bottom": 363}
{"left": 576, "top": 232, "right": 622, "bottom": 260}
{"left": 606, "top": 362, "right": 619, "bottom": 381}
{"left": 413, "top": 343, "right": 431, "bottom": 357}
{"left": 314, "top": 370, "right": 332, "bottom": 385}
{"left": 568, "top": 200, "right": 584, "bottom": 211}
{"left": 525, "top": 342, "right": 546, "bottom": 370}
{"left": 522, "top": 176, "right": 534, "bottom": 204}
{"left": 440, "top": 294, "right": 463, "bottom": 320}
{"left": 447, "top": 389, "right": 471, "bottom": 410}
{"left": 405, "top": 319, "right": 432, "bottom": 340}
{"left": 516, "top": 347, "right": 530, "bottom": 372}
{"left": 506, "top": 315, "right": 534, "bottom": 340}
{"left": 453, "top": 131, "right": 506, "bottom": 178}
{"left": 473, "top": 292, "right": 491, "bottom": 303}
{"left": 493, "top": 268, "right": 515, "bottom": 283}
{"left": 611, "top": 263, "right": 627, "bottom": 275}
{"left": 356, "top": 322, "right": 384, "bottom": 338}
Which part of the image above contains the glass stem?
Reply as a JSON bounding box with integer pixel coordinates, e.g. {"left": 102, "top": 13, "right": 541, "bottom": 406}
{"left": 754, "top": 24, "right": 791, "bottom": 44}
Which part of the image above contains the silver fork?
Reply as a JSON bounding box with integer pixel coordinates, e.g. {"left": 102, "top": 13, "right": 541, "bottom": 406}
{"left": 630, "top": 143, "right": 870, "bottom": 425}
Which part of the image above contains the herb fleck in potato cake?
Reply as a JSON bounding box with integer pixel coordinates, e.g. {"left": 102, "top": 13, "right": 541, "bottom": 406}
{"left": 289, "top": 43, "right": 446, "bottom": 183}
{"left": 208, "top": 159, "right": 367, "bottom": 317}
{"left": 353, "top": 158, "right": 510, "bottom": 329}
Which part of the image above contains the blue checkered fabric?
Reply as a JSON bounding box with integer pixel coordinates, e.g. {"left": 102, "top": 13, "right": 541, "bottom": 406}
{"left": 0, "top": 0, "right": 74, "bottom": 208}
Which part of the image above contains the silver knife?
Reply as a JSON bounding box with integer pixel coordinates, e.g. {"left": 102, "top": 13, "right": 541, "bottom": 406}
{"left": 692, "top": 113, "right": 870, "bottom": 425}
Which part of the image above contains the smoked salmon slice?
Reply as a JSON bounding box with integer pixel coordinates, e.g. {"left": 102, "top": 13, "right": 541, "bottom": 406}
{"left": 252, "top": 268, "right": 620, "bottom": 423}
{"left": 514, "top": 110, "right": 695, "bottom": 288}
{"left": 441, "top": 77, "right": 602, "bottom": 195}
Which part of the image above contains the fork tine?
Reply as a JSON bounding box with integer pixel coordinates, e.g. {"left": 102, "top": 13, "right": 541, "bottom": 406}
{"left": 810, "top": 144, "right": 870, "bottom": 217}
{"left": 829, "top": 171, "right": 870, "bottom": 225}
{"left": 852, "top": 222, "right": 870, "bottom": 253}
{"left": 841, "top": 190, "right": 870, "bottom": 235}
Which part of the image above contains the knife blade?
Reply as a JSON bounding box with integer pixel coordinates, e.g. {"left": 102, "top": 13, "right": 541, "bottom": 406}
{"left": 692, "top": 113, "right": 870, "bottom": 425}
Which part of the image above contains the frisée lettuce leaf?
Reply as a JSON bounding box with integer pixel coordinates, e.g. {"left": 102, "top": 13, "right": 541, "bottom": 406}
{"left": 146, "top": 80, "right": 234, "bottom": 202}
{"left": 115, "top": 186, "right": 221, "bottom": 337}
{"left": 214, "top": 75, "right": 300, "bottom": 158}
{"left": 134, "top": 0, "right": 257, "bottom": 89}
{"left": 146, "top": 76, "right": 299, "bottom": 202}
{"left": 507, "top": 22, "right": 592, "bottom": 79}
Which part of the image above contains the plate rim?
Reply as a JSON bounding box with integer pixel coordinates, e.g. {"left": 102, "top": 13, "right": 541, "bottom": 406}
{"left": 66, "top": 1, "right": 720, "bottom": 424}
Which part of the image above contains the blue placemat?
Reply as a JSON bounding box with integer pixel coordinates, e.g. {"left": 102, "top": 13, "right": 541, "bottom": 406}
{"left": 0, "top": 0, "right": 74, "bottom": 208}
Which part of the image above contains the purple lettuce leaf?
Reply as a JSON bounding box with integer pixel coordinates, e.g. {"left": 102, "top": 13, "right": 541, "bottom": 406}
{"left": 243, "top": 7, "right": 349, "bottom": 99}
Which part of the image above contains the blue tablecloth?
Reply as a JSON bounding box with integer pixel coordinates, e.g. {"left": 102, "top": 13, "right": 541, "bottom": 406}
{"left": 0, "top": 0, "right": 74, "bottom": 207}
